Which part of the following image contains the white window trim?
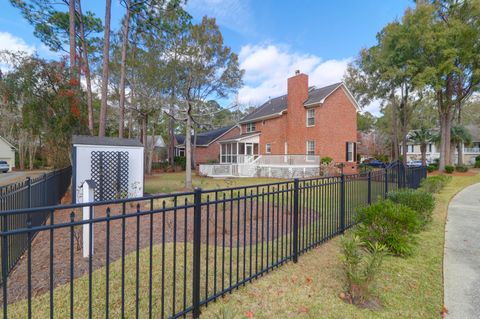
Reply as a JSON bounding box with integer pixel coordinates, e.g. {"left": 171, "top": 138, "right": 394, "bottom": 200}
{"left": 306, "top": 140, "right": 315, "bottom": 161}
{"left": 246, "top": 122, "right": 256, "bottom": 133}
{"left": 306, "top": 109, "right": 315, "bottom": 127}
{"left": 265, "top": 143, "right": 271, "bottom": 154}
{"left": 347, "top": 142, "right": 354, "bottom": 162}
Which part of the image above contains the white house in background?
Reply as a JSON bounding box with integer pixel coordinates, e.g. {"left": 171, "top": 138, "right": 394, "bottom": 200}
{"left": 403, "top": 124, "right": 480, "bottom": 164}
{"left": 0, "top": 136, "right": 15, "bottom": 172}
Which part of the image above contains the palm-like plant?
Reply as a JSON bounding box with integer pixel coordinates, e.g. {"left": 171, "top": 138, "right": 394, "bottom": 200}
{"left": 451, "top": 125, "right": 472, "bottom": 165}
{"left": 409, "top": 128, "right": 434, "bottom": 166}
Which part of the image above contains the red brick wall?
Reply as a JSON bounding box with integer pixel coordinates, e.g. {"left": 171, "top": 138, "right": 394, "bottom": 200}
{"left": 258, "top": 116, "right": 287, "bottom": 155}
{"left": 194, "top": 126, "right": 241, "bottom": 164}
{"left": 286, "top": 73, "right": 309, "bottom": 154}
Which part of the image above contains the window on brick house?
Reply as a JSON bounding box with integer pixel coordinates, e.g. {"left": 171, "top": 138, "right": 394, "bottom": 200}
{"left": 306, "top": 140, "right": 315, "bottom": 161}
{"left": 246, "top": 122, "right": 256, "bottom": 133}
{"left": 306, "top": 109, "right": 315, "bottom": 127}
{"left": 265, "top": 143, "right": 271, "bottom": 154}
{"left": 346, "top": 142, "right": 355, "bottom": 162}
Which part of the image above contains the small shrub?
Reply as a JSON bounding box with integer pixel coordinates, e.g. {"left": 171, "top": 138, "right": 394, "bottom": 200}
{"left": 387, "top": 189, "right": 435, "bottom": 228}
{"left": 427, "top": 164, "right": 436, "bottom": 173}
{"left": 476, "top": 155, "right": 480, "bottom": 162}
{"left": 420, "top": 175, "right": 452, "bottom": 193}
{"left": 340, "top": 235, "right": 387, "bottom": 306}
{"left": 174, "top": 156, "right": 186, "bottom": 170}
{"left": 474, "top": 160, "right": 480, "bottom": 168}
{"left": 321, "top": 156, "right": 333, "bottom": 165}
{"left": 445, "top": 165, "right": 454, "bottom": 174}
{"left": 455, "top": 164, "right": 469, "bottom": 172}
{"left": 354, "top": 200, "right": 420, "bottom": 256}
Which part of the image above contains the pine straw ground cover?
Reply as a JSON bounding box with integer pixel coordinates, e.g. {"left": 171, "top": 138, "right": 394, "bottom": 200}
{"left": 200, "top": 172, "right": 480, "bottom": 319}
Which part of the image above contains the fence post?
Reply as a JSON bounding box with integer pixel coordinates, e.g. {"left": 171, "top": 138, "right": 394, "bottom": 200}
{"left": 2, "top": 214, "right": 8, "bottom": 317}
{"left": 367, "top": 171, "right": 372, "bottom": 205}
{"left": 292, "top": 178, "right": 299, "bottom": 263}
{"left": 43, "top": 174, "right": 48, "bottom": 206}
{"left": 27, "top": 177, "right": 32, "bottom": 208}
{"left": 384, "top": 168, "right": 388, "bottom": 199}
{"left": 340, "top": 174, "right": 345, "bottom": 233}
{"left": 192, "top": 187, "right": 202, "bottom": 319}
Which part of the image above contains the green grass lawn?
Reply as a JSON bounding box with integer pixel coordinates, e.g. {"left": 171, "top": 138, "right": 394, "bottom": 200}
{"left": 200, "top": 172, "right": 480, "bottom": 319}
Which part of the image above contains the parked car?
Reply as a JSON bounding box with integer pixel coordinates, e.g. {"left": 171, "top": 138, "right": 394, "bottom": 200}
{"left": 407, "top": 160, "right": 423, "bottom": 167}
{"left": 362, "top": 158, "right": 386, "bottom": 168}
{"left": 0, "top": 160, "right": 9, "bottom": 173}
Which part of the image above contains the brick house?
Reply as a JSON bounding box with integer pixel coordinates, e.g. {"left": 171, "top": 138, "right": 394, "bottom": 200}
{"left": 174, "top": 125, "right": 241, "bottom": 164}
{"left": 181, "top": 71, "right": 359, "bottom": 176}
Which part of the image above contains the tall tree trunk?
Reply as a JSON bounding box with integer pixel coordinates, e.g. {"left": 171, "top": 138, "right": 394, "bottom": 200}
{"left": 168, "top": 91, "right": 175, "bottom": 165}
{"left": 77, "top": 0, "right": 94, "bottom": 134}
{"left": 69, "top": 0, "right": 76, "bottom": 76}
{"left": 420, "top": 143, "right": 427, "bottom": 166}
{"left": 458, "top": 143, "right": 464, "bottom": 165}
{"left": 99, "top": 0, "right": 112, "bottom": 137}
{"left": 142, "top": 114, "right": 148, "bottom": 174}
{"left": 185, "top": 111, "right": 192, "bottom": 190}
{"left": 439, "top": 111, "right": 452, "bottom": 171}
{"left": 391, "top": 97, "right": 399, "bottom": 161}
{"left": 118, "top": 0, "right": 131, "bottom": 138}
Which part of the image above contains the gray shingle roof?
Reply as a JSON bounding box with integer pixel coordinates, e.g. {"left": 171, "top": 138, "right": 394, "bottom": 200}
{"left": 240, "top": 82, "right": 343, "bottom": 123}
{"left": 240, "top": 94, "right": 288, "bottom": 123}
{"left": 72, "top": 135, "right": 144, "bottom": 147}
{"left": 175, "top": 125, "right": 235, "bottom": 146}
{"left": 304, "top": 82, "right": 342, "bottom": 106}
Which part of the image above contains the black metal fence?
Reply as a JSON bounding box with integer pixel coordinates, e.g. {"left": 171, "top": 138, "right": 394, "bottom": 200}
{"left": 0, "top": 167, "right": 72, "bottom": 285}
{"left": 0, "top": 163, "right": 425, "bottom": 319}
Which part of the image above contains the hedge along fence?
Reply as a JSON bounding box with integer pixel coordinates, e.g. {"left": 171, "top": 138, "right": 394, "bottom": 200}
{"left": 0, "top": 162, "right": 425, "bottom": 319}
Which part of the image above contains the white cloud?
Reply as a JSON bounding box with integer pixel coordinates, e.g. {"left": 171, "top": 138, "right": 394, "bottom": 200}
{"left": 187, "top": 0, "right": 254, "bottom": 35}
{"left": 0, "top": 31, "right": 35, "bottom": 55}
{"left": 237, "top": 44, "right": 352, "bottom": 106}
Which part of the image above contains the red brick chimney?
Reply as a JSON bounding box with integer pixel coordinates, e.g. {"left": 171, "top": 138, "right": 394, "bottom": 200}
{"left": 287, "top": 71, "right": 309, "bottom": 154}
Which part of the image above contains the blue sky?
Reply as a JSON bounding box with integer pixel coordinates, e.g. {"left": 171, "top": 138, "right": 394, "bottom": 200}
{"left": 0, "top": 0, "right": 413, "bottom": 114}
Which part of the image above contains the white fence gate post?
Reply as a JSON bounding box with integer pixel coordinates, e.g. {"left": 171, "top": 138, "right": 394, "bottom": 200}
{"left": 82, "top": 180, "right": 96, "bottom": 258}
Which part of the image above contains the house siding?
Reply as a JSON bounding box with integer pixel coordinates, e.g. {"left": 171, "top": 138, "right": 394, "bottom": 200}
{"left": 245, "top": 75, "right": 357, "bottom": 172}
{"left": 0, "top": 138, "right": 15, "bottom": 172}
{"left": 194, "top": 126, "right": 241, "bottom": 164}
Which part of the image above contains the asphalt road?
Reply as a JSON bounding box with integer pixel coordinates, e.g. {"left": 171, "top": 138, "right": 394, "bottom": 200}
{"left": 0, "top": 170, "right": 49, "bottom": 187}
{"left": 444, "top": 183, "right": 480, "bottom": 319}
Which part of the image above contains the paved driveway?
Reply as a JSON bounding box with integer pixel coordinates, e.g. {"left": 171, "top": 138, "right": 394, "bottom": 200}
{"left": 444, "top": 183, "right": 480, "bottom": 319}
{"left": 0, "top": 170, "right": 49, "bottom": 187}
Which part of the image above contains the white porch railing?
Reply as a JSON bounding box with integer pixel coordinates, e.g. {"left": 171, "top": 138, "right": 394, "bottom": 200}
{"left": 464, "top": 147, "right": 480, "bottom": 153}
{"left": 255, "top": 155, "right": 321, "bottom": 166}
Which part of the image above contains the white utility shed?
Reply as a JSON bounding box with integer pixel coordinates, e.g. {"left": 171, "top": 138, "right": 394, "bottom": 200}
{"left": 72, "top": 135, "right": 144, "bottom": 203}
{"left": 0, "top": 136, "right": 15, "bottom": 172}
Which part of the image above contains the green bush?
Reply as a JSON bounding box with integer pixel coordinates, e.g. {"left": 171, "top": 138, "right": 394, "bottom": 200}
{"left": 427, "top": 164, "right": 436, "bottom": 173}
{"left": 420, "top": 175, "right": 452, "bottom": 193}
{"left": 174, "top": 156, "right": 186, "bottom": 170}
{"left": 455, "top": 164, "right": 469, "bottom": 172}
{"left": 445, "top": 165, "right": 454, "bottom": 173}
{"left": 387, "top": 189, "right": 435, "bottom": 228}
{"left": 354, "top": 200, "right": 420, "bottom": 256}
{"left": 474, "top": 160, "right": 480, "bottom": 168}
{"left": 321, "top": 156, "right": 333, "bottom": 164}
{"left": 476, "top": 155, "right": 480, "bottom": 162}
{"left": 340, "top": 235, "right": 387, "bottom": 305}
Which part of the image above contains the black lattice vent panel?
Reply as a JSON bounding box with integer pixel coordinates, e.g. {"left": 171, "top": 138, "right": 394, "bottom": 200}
{"left": 91, "top": 151, "right": 129, "bottom": 201}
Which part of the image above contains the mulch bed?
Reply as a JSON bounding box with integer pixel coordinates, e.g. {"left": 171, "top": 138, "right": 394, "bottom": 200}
{"left": 1, "top": 191, "right": 323, "bottom": 304}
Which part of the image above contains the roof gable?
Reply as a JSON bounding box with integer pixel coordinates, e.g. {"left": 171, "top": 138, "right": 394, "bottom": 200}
{"left": 176, "top": 125, "right": 236, "bottom": 146}
{"left": 0, "top": 136, "right": 16, "bottom": 150}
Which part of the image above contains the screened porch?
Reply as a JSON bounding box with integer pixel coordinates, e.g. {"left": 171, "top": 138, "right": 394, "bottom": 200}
{"left": 220, "top": 142, "right": 260, "bottom": 164}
